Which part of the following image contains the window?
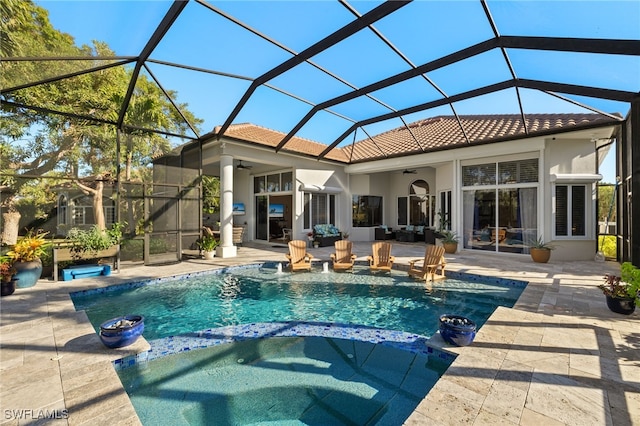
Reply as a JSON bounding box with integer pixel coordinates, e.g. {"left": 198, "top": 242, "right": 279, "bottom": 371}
{"left": 72, "top": 206, "right": 91, "bottom": 225}
{"left": 555, "top": 184, "right": 586, "bottom": 237}
{"left": 463, "top": 159, "right": 538, "bottom": 186}
{"left": 438, "top": 190, "right": 452, "bottom": 230}
{"left": 409, "top": 180, "right": 433, "bottom": 226}
{"left": 462, "top": 158, "right": 539, "bottom": 254}
{"left": 254, "top": 171, "right": 293, "bottom": 193}
{"left": 304, "top": 193, "right": 335, "bottom": 229}
{"left": 254, "top": 176, "right": 265, "bottom": 193}
{"left": 462, "top": 163, "right": 496, "bottom": 186}
{"left": 352, "top": 195, "right": 383, "bottom": 227}
{"left": 397, "top": 197, "right": 407, "bottom": 226}
{"left": 69, "top": 195, "right": 115, "bottom": 227}
{"left": 267, "top": 174, "right": 280, "bottom": 192}
{"left": 58, "top": 195, "right": 67, "bottom": 225}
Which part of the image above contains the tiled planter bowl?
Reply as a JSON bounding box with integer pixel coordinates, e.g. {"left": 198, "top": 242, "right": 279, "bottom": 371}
{"left": 439, "top": 314, "right": 477, "bottom": 346}
{"left": 99, "top": 315, "right": 145, "bottom": 348}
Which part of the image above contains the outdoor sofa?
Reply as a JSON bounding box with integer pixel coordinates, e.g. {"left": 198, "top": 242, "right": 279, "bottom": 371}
{"left": 313, "top": 224, "right": 342, "bottom": 247}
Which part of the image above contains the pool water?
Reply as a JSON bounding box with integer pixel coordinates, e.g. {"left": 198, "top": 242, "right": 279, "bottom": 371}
{"left": 117, "top": 336, "right": 451, "bottom": 426}
{"left": 72, "top": 265, "right": 525, "bottom": 341}
{"left": 73, "top": 265, "right": 525, "bottom": 425}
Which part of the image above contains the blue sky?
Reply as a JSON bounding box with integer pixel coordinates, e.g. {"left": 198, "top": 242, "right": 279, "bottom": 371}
{"left": 35, "top": 0, "right": 640, "bottom": 182}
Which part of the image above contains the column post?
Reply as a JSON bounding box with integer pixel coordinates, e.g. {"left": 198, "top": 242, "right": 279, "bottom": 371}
{"left": 216, "top": 154, "right": 237, "bottom": 258}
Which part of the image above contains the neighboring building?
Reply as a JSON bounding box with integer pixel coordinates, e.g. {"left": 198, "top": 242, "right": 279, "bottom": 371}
{"left": 55, "top": 184, "right": 117, "bottom": 236}
{"left": 157, "top": 113, "right": 620, "bottom": 261}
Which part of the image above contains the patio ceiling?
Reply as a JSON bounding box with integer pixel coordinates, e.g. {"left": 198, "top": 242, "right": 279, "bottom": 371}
{"left": 3, "top": 0, "right": 640, "bottom": 163}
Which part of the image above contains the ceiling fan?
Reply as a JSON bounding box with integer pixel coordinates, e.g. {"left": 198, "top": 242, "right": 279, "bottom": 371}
{"left": 402, "top": 169, "right": 417, "bottom": 174}
{"left": 236, "top": 160, "right": 252, "bottom": 170}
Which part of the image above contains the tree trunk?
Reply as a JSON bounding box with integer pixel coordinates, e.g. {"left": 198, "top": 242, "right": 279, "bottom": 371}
{"left": 93, "top": 180, "right": 106, "bottom": 231}
{"left": 1, "top": 211, "right": 21, "bottom": 245}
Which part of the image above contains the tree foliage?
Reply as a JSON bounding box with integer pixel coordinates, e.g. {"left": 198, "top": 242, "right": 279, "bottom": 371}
{"left": 598, "top": 184, "right": 616, "bottom": 223}
{"left": 202, "top": 175, "right": 220, "bottom": 214}
{"left": 1, "top": 0, "right": 203, "bottom": 230}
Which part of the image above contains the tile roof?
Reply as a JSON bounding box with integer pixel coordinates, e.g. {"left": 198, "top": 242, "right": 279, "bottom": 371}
{"left": 221, "top": 113, "right": 619, "bottom": 164}
{"left": 218, "top": 124, "right": 349, "bottom": 163}
{"left": 345, "top": 113, "right": 620, "bottom": 162}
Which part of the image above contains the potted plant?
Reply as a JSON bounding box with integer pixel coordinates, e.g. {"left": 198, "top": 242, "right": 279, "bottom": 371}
{"left": 598, "top": 262, "right": 640, "bottom": 315}
{"left": 99, "top": 314, "right": 145, "bottom": 348}
{"left": 440, "top": 230, "right": 459, "bottom": 254}
{"left": 198, "top": 235, "right": 219, "bottom": 260}
{"left": 529, "top": 236, "right": 554, "bottom": 263}
{"left": 0, "top": 255, "right": 17, "bottom": 296}
{"left": 6, "top": 230, "right": 51, "bottom": 288}
{"left": 65, "top": 223, "right": 123, "bottom": 261}
{"left": 439, "top": 314, "right": 477, "bottom": 346}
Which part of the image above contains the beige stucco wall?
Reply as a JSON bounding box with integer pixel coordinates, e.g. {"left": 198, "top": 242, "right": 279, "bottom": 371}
{"left": 543, "top": 137, "right": 600, "bottom": 261}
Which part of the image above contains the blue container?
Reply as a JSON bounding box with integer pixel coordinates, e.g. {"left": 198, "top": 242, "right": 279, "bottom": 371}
{"left": 13, "top": 260, "right": 42, "bottom": 288}
{"left": 439, "top": 314, "right": 477, "bottom": 347}
{"left": 99, "top": 315, "right": 145, "bottom": 348}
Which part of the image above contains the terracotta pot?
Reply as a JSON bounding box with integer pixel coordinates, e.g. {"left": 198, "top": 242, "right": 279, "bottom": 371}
{"left": 530, "top": 248, "right": 551, "bottom": 263}
{"left": 443, "top": 242, "right": 458, "bottom": 254}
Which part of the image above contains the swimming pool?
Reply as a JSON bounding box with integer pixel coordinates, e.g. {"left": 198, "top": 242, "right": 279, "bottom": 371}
{"left": 72, "top": 264, "right": 526, "bottom": 341}
{"left": 72, "top": 264, "right": 526, "bottom": 425}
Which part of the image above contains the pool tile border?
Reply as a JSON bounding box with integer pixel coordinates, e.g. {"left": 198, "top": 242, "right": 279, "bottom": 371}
{"left": 114, "top": 321, "right": 456, "bottom": 371}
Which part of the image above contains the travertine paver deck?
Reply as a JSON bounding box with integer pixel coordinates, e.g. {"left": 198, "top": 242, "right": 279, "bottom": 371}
{"left": 1, "top": 241, "right": 638, "bottom": 425}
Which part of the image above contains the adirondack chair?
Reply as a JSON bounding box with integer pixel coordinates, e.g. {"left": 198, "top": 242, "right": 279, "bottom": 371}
{"left": 367, "top": 242, "right": 395, "bottom": 273}
{"left": 408, "top": 244, "right": 447, "bottom": 282}
{"left": 286, "top": 240, "right": 313, "bottom": 271}
{"left": 330, "top": 240, "right": 356, "bottom": 271}
{"left": 233, "top": 226, "right": 245, "bottom": 246}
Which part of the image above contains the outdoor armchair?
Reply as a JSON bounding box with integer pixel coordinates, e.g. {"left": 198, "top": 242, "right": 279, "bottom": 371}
{"left": 330, "top": 240, "right": 356, "bottom": 271}
{"left": 367, "top": 242, "right": 395, "bottom": 273}
{"left": 408, "top": 244, "right": 446, "bottom": 282}
{"left": 286, "top": 240, "right": 313, "bottom": 272}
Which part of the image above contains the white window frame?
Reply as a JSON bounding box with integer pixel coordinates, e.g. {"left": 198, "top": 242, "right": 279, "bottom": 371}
{"left": 303, "top": 192, "right": 335, "bottom": 230}
{"left": 551, "top": 174, "right": 600, "bottom": 240}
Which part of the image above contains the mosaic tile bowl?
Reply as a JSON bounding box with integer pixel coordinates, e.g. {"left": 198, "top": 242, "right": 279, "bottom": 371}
{"left": 439, "top": 314, "right": 476, "bottom": 346}
{"left": 99, "top": 315, "right": 145, "bottom": 348}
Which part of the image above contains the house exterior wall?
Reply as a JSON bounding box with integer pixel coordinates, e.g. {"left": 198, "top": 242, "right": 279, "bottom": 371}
{"left": 191, "top": 126, "right": 612, "bottom": 261}
{"left": 544, "top": 138, "right": 601, "bottom": 261}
